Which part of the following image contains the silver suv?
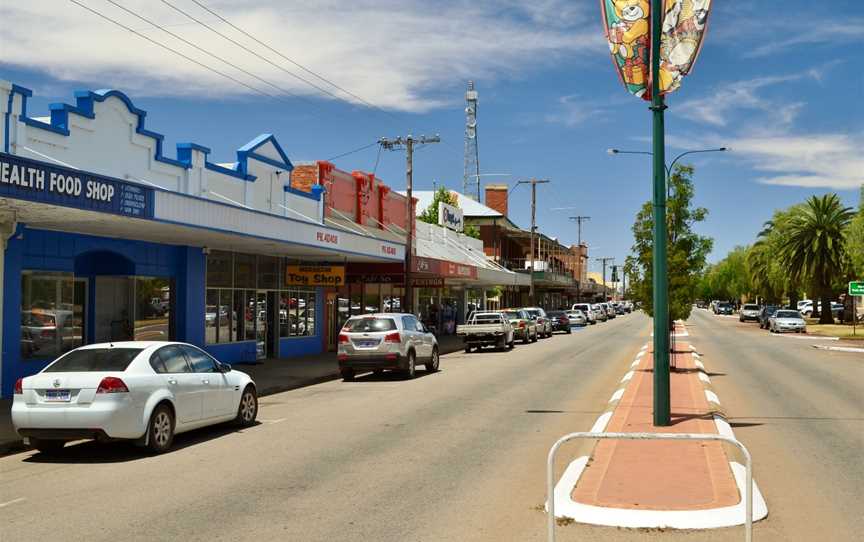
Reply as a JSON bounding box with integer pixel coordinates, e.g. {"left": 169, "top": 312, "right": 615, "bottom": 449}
{"left": 739, "top": 304, "right": 761, "bottom": 322}
{"left": 338, "top": 314, "right": 439, "bottom": 380}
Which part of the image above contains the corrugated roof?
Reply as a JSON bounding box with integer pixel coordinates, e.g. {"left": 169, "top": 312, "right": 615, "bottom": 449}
{"left": 404, "top": 190, "right": 503, "bottom": 218}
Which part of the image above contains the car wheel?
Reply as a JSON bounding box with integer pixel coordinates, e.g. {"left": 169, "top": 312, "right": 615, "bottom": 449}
{"left": 405, "top": 351, "right": 416, "bottom": 379}
{"left": 29, "top": 438, "right": 66, "bottom": 455}
{"left": 235, "top": 385, "right": 258, "bottom": 427}
{"left": 146, "top": 404, "right": 175, "bottom": 454}
{"left": 523, "top": 334, "right": 531, "bottom": 345}
{"left": 532, "top": 332, "right": 538, "bottom": 342}
{"left": 465, "top": 346, "right": 473, "bottom": 353}
{"left": 566, "top": 328, "right": 572, "bottom": 334}
{"left": 508, "top": 339, "right": 515, "bottom": 349}
{"left": 426, "top": 347, "right": 440, "bottom": 372}
{"left": 340, "top": 368, "right": 355, "bottom": 381}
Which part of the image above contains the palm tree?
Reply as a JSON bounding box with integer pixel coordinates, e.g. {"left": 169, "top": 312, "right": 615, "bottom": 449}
{"left": 780, "top": 194, "right": 854, "bottom": 324}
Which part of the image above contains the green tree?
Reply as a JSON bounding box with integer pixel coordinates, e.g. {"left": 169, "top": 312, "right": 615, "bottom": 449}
{"left": 748, "top": 206, "right": 803, "bottom": 306}
{"left": 418, "top": 186, "right": 480, "bottom": 239}
{"left": 846, "top": 186, "right": 864, "bottom": 278}
{"left": 627, "top": 165, "right": 713, "bottom": 322}
{"left": 779, "top": 194, "right": 854, "bottom": 324}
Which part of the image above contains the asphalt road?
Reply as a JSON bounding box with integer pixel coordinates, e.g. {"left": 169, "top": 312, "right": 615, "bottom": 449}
{"left": 1, "top": 310, "right": 860, "bottom": 542}
{"left": 0, "top": 314, "right": 648, "bottom": 542}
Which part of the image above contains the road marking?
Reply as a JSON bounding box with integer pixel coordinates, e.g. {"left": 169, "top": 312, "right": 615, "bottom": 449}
{"left": 694, "top": 360, "right": 705, "bottom": 370}
{"left": 620, "top": 371, "right": 634, "bottom": 383}
{"left": 811, "top": 344, "right": 864, "bottom": 353}
{"left": 630, "top": 360, "right": 640, "bottom": 368}
{"left": 636, "top": 351, "right": 645, "bottom": 359}
{"left": 698, "top": 372, "right": 710, "bottom": 383}
{"left": 640, "top": 345, "right": 648, "bottom": 352}
{"left": 590, "top": 412, "right": 613, "bottom": 433}
{"left": 609, "top": 388, "right": 625, "bottom": 403}
{"left": 772, "top": 334, "right": 839, "bottom": 341}
{"left": 704, "top": 390, "right": 721, "bottom": 405}
{"left": 0, "top": 498, "right": 26, "bottom": 509}
{"left": 259, "top": 418, "right": 287, "bottom": 424}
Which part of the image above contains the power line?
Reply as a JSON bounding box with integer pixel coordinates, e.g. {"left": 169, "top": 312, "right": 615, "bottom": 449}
{"left": 67, "top": 0, "right": 282, "bottom": 102}
{"left": 159, "top": 0, "right": 381, "bottom": 114}
{"left": 188, "top": 0, "right": 396, "bottom": 118}
{"left": 325, "top": 142, "right": 379, "bottom": 162}
{"left": 102, "top": 0, "right": 316, "bottom": 107}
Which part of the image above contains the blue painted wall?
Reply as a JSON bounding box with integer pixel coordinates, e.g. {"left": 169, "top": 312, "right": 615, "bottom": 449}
{"left": 0, "top": 226, "right": 205, "bottom": 397}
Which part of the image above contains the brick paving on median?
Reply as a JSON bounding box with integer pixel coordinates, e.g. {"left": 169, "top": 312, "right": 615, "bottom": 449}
{"left": 571, "top": 325, "right": 740, "bottom": 510}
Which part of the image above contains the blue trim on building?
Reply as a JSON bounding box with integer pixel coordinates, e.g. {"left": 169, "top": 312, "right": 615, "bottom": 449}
{"left": 237, "top": 134, "right": 294, "bottom": 173}
{"left": 284, "top": 184, "right": 322, "bottom": 201}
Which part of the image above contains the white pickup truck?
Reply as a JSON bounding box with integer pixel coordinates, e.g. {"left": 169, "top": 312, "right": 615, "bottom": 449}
{"left": 456, "top": 311, "right": 515, "bottom": 353}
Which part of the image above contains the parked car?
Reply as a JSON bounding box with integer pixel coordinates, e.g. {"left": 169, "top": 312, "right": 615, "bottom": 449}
{"left": 565, "top": 309, "right": 588, "bottom": 327}
{"left": 716, "top": 302, "right": 734, "bottom": 315}
{"left": 739, "top": 303, "right": 761, "bottom": 322}
{"left": 338, "top": 314, "right": 439, "bottom": 379}
{"left": 572, "top": 303, "right": 596, "bottom": 325}
{"left": 592, "top": 304, "right": 608, "bottom": 322}
{"left": 800, "top": 301, "right": 843, "bottom": 318}
{"left": 502, "top": 308, "right": 538, "bottom": 344}
{"left": 599, "top": 303, "right": 616, "bottom": 319}
{"left": 12, "top": 342, "right": 258, "bottom": 455}
{"left": 522, "top": 307, "right": 553, "bottom": 338}
{"left": 769, "top": 309, "right": 807, "bottom": 333}
{"left": 758, "top": 305, "right": 779, "bottom": 329}
{"left": 613, "top": 302, "right": 626, "bottom": 315}
{"left": 546, "top": 310, "right": 573, "bottom": 334}
{"left": 456, "top": 311, "right": 515, "bottom": 352}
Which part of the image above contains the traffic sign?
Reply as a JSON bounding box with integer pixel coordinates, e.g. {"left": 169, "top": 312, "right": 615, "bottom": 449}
{"left": 850, "top": 281, "right": 864, "bottom": 296}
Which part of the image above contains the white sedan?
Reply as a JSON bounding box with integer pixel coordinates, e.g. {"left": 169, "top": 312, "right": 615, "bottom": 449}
{"left": 565, "top": 310, "right": 588, "bottom": 327}
{"left": 12, "top": 342, "right": 258, "bottom": 454}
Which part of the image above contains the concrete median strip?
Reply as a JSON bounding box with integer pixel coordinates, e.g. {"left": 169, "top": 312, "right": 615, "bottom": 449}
{"left": 551, "top": 327, "right": 768, "bottom": 529}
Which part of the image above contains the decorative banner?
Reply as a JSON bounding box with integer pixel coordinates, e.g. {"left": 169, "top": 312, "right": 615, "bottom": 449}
{"left": 658, "top": 0, "right": 712, "bottom": 95}
{"left": 600, "top": 0, "right": 712, "bottom": 100}
{"left": 438, "top": 202, "right": 464, "bottom": 232}
{"left": 286, "top": 265, "right": 345, "bottom": 287}
{"left": 601, "top": 0, "right": 651, "bottom": 98}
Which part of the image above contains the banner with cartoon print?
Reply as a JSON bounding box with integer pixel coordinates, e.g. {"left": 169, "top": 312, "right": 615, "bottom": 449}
{"left": 601, "top": 0, "right": 651, "bottom": 98}
{"left": 600, "top": 0, "right": 712, "bottom": 100}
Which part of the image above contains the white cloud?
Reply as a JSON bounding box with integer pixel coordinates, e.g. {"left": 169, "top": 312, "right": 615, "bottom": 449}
{"left": 742, "top": 20, "right": 864, "bottom": 58}
{"left": 0, "top": 0, "right": 601, "bottom": 112}
{"left": 544, "top": 94, "right": 609, "bottom": 127}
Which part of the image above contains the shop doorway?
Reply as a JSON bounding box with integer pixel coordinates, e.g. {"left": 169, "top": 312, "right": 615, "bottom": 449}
{"left": 255, "top": 291, "right": 278, "bottom": 360}
{"left": 94, "top": 276, "right": 135, "bottom": 342}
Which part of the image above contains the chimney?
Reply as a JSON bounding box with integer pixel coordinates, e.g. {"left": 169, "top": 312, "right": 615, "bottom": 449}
{"left": 485, "top": 184, "right": 508, "bottom": 216}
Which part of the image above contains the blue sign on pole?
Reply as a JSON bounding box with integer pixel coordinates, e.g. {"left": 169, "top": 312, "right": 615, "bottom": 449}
{"left": 0, "top": 152, "right": 154, "bottom": 219}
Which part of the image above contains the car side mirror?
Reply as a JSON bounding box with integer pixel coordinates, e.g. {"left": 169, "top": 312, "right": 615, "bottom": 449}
{"left": 218, "top": 363, "right": 232, "bottom": 373}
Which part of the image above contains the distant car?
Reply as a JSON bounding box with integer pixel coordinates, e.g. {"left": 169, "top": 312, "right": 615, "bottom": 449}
{"left": 572, "top": 303, "right": 596, "bottom": 325}
{"left": 613, "top": 303, "right": 626, "bottom": 315}
{"left": 565, "top": 309, "right": 588, "bottom": 327}
{"left": 716, "top": 303, "right": 734, "bottom": 315}
{"left": 338, "top": 314, "right": 439, "bottom": 380}
{"left": 769, "top": 309, "right": 806, "bottom": 333}
{"left": 546, "top": 310, "right": 573, "bottom": 334}
{"left": 592, "top": 304, "right": 608, "bottom": 322}
{"left": 502, "top": 309, "right": 538, "bottom": 344}
{"left": 758, "top": 305, "right": 778, "bottom": 329}
{"left": 600, "top": 303, "right": 616, "bottom": 319}
{"left": 12, "top": 342, "right": 258, "bottom": 455}
{"left": 739, "top": 304, "right": 761, "bottom": 322}
{"left": 457, "top": 311, "right": 516, "bottom": 352}
{"left": 800, "top": 301, "right": 843, "bottom": 318}
{"left": 522, "top": 307, "right": 553, "bottom": 338}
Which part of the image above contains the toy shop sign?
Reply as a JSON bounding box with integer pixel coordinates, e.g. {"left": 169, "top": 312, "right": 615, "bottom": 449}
{"left": 0, "top": 152, "right": 154, "bottom": 218}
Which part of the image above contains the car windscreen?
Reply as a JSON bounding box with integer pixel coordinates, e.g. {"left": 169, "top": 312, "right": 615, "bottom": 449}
{"left": 524, "top": 310, "right": 541, "bottom": 318}
{"left": 502, "top": 311, "right": 521, "bottom": 319}
{"left": 547, "top": 311, "right": 564, "bottom": 317}
{"left": 343, "top": 318, "right": 397, "bottom": 332}
{"left": 44, "top": 348, "right": 143, "bottom": 372}
{"left": 744, "top": 304, "right": 759, "bottom": 310}
{"left": 775, "top": 311, "right": 801, "bottom": 318}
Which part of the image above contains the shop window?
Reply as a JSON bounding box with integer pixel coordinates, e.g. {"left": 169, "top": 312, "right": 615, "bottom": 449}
{"left": 205, "top": 289, "right": 219, "bottom": 344}
{"left": 280, "top": 289, "right": 316, "bottom": 337}
{"left": 234, "top": 253, "right": 257, "bottom": 289}
{"left": 21, "top": 272, "right": 84, "bottom": 359}
{"left": 243, "top": 290, "right": 256, "bottom": 341}
{"left": 206, "top": 250, "right": 233, "bottom": 288}
{"left": 258, "top": 255, "right": 279, "bottom": 290}
{"left": 134, "top": 278, "right": 172, "bottom": 341}
{"left": 365, "top": 283, "right": 381, "bottom": 313}
{"left": 219, "top": 289, "right": 232, "bottom": 343}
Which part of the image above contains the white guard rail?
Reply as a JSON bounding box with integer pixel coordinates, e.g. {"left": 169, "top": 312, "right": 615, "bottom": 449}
{"left": 546, "top": 432, "right": 753, "bottom": 542}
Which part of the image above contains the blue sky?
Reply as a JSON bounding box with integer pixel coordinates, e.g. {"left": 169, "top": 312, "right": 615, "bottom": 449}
{"left": 2, "top": 0, "right": 862, "bottom": 271}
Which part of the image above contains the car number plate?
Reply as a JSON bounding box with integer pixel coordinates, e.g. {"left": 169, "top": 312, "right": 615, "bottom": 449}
{"left": 356, "top": 340, "right": 378, "bottom": 348}
{"left": 45, "top": 389, "right": 71, "bottom": 402}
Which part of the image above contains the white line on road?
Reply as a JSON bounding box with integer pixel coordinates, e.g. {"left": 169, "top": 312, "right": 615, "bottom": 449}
{"left": 589, "top": 412, "right": 613, "bottom": 433}
{"left": 811, "top": 344, "right": 864, "bottom": 353}
{"left": 694, "top": 360, "right": 705, "bottom": 370}
{"left": 0, "top": 498, "right": 26, "bottom": 509}
{"left": 704, "top": 390, "right": 721, "bottom": 405}
{"left": 631, "top": 360, "right": 640, "bottom": 368}
{"left": 698, "top": 372, "right": 711, "bottom": 383}
{"left": 259, "top": 418, "right": 287, "bottom": 424}
{"left": 620, "top": 371, "right": 634, "bottom": 383}
{"left": 609, "top": 388, "right": 625, "bottom": 403}
{"left": 772, "top": 334, "right": 840, "bottom": 341}
{"left": 636, "top": 350, "right": 646, "bottom": 358}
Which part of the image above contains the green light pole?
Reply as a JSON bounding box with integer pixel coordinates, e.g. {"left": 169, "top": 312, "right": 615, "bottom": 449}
{"left": 607, "top": 148, "right": 729, "bottom": 197}
{"left": 649, "top": 0, "right": 670, "bottom": 427}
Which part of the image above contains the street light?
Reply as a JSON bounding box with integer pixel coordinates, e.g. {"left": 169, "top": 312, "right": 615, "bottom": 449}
{"left": 607, "top": 147, "right": 728, "bottom": 196}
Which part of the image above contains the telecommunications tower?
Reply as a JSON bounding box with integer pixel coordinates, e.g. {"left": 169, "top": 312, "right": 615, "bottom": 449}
{"left": 463, "top": 81, "right": 481, "bottom": 200}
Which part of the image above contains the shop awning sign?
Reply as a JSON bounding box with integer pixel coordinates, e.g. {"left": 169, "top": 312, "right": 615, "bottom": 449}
{"left": 286, "top": 265, "right": 345, "bottom": 287}
{"left": 438, "top": 202, "right": 464, "bottom": 232}
{"left": 0, "top": 152, "right": 154, "bottom": 218}
{"left": 411, "top": 277, "right": 444, "bottom": 288}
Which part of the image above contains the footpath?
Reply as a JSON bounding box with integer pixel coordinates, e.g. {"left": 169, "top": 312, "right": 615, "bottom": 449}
{"left": 552, "top": 322, "right": 768, "bottom": 529}
{"left": 1, "top": 334, "right": 465, "bottom": 456}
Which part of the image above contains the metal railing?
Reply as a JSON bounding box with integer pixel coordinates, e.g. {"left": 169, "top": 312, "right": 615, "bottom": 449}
{"left": 546, "top": 432, "right": 753, "bottom": 542}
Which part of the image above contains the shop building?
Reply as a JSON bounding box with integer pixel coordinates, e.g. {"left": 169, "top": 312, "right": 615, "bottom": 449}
{"left": 0, "top": 81, "right": 404, "bottom": 397}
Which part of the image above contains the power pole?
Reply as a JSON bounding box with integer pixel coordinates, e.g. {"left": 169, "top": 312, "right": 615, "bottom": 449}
{"left": 596, "top": 257, "right": 614, "bottom": 301}
{"left": 379, "top": 134, "right": 441, "bottom": 314}
{"left": 515, "top": 178, "right": 550, "bottom": 305}
{"left": 569, "top": 216, "right": 591, "bottom": 303}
